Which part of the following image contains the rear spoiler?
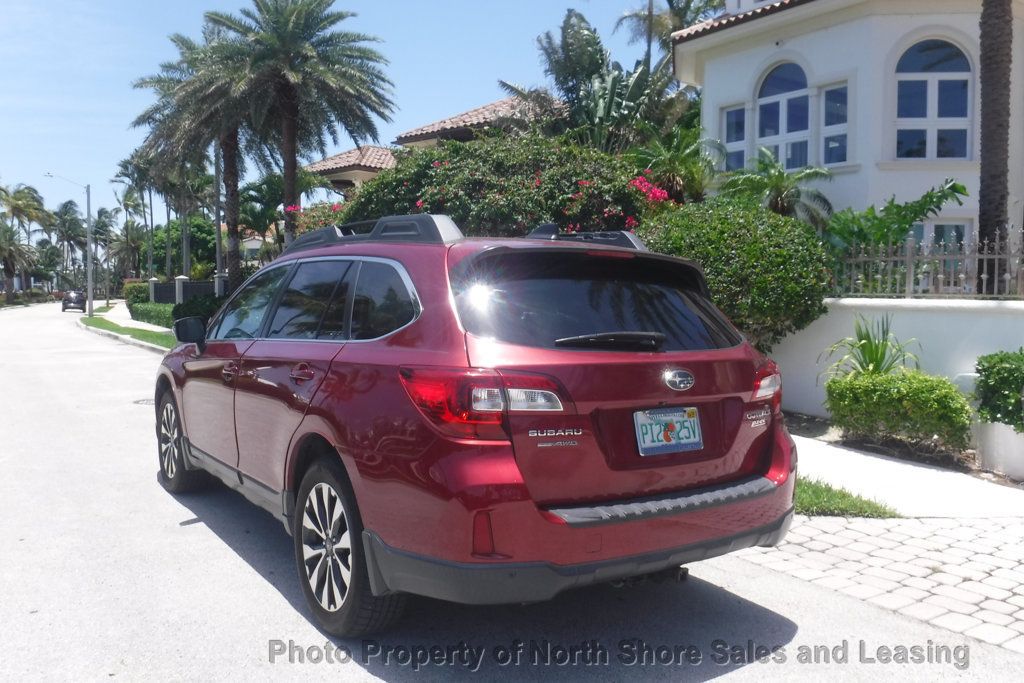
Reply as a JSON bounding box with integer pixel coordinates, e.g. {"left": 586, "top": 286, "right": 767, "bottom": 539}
{"left": 524, "top": 224, "right": 648, "bottom": 251}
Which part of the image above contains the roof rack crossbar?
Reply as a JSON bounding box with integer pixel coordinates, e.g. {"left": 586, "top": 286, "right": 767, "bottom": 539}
{"left": 524, "top": 224, "right": 648, "bottom": 251}
{"left": 281, "top": 214, "right": 465, "bottom": 256}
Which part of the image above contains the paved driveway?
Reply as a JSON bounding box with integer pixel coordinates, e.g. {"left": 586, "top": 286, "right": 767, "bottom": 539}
{"left": 1, "top": 303, "right": 1022, "bottom": 680}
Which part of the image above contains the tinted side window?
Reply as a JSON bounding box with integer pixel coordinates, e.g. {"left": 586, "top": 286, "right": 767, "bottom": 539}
{"left": 267, "top": 261, "right": 351, "bottom": 339}
{"left": 350, "top": 261, "right": 418, "bottom": 340}
{"left": 318, "top": 270, "right": 354, "bottom": 341}
{"left": 210, "top": 266, "right": 289, "bottom": 340}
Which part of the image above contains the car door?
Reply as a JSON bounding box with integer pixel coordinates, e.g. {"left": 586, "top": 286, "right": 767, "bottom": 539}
{"left": 233, "top": 259, "right": 355, "bottom": 491}
{"left": 179, "top": 264, "right": 291, "bottom": 468}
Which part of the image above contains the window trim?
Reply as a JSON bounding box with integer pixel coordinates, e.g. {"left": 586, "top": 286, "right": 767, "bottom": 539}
{"left": 207, "top": 256, "right": 421, "bottom": 345}
{"left": 207, "top": 261, "right": 295, "bottom": 341}
{"left": 821, "top": 83, "right": 849, "bottom": 166}
{"left": 893, "top": 40, "right": 973, "bottom": 161}
{"left": 756, "top": 64, "right": 811, "bottom": 170}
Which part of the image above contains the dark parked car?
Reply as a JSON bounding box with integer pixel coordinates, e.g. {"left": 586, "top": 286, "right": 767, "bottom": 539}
{"left": 62, "top": 290, "right": 86, "bottom": 312}
{"left": 155, "top": 215, "right": 796, "bottom": 636}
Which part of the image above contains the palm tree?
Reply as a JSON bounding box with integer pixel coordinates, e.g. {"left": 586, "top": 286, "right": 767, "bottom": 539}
{"left": 0, "top": 223, "right": 35, "bottom": 303}
{"left": 615, "top": 1, "right": 724, "bottom": 63}
{"left": 109, "top": 219, "right": 148, "bottom": 279}
{"left": 978, "top": 0, "right": 1013, "bottom": 246}
{"left": 205, "top": 0, "right": 394, "bottom": 245}
{"left": 1, "top": 183, "right": 47, "bottom": 290}
{"left": 113, "top": 152, "right": 155, "bottom": 276}
{"left": 52, "top": 201, "right": 86, "bottom": 275}
{"left": 631, "top": 127, "right": 725, "bottom": 202}
{"left": 722, "top": 147, "right": 834, "bottom": 230}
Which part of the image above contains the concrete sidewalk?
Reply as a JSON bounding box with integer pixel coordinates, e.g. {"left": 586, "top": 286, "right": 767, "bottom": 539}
{"left": 793, "top": 435, "right": 1024, "bottom": 518}
{"left": 98, "top": 300, "right": 171, "bottom": 332}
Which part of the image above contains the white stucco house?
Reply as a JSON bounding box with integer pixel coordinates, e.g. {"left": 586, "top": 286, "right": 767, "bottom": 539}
{"left": 673, "top": 0, "right": 1024, "bottom": 250}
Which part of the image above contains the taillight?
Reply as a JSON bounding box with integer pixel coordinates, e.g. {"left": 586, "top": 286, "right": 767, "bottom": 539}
{"left": 753, "top": 360, "right": 783, "bottom": 414}
{"left": 399, "top": 367, "right": 569, "bottom": 440}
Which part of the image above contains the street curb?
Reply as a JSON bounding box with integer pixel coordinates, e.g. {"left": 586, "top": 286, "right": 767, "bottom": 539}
{"left": 76, "top": 318, "right": 169, "bottom": 356}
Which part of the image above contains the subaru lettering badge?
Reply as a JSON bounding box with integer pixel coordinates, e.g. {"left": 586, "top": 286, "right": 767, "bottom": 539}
{"left": 663, "top": 369, "right": 695, "bottom": 392}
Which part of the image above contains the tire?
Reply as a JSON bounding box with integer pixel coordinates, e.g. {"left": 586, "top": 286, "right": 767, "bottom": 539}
{"left": 156, "top": 391, "right": 206, "bottom": 493}
{"left": 62, "top": 305, "right": 66, "bottom": 312}
{"left": 293, "top": 458, "right": 406, "bottom": 636}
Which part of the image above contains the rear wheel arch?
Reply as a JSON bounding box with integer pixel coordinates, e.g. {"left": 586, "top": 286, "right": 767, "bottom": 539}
{"left": 288, "top": 432, "right": 353, "bottom": 498}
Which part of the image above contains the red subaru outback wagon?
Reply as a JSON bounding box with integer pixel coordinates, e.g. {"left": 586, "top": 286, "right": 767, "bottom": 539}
{"left": 156, "top": 214, "right": 795, "bottom": 636}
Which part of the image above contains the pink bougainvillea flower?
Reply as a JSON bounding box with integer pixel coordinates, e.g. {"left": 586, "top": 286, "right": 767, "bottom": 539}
{"left": 577, "top": 180, "right": 592, "bottom": 186}
{"left": 331, "top": 203, "right": 342, "bottom": 212}
{"left": 285, "top": 204, "right": 301, "bottom": 213}
{"left": 432, "top": 161, "right": 442, "bottom": 168}
{"left": 625, "top": 216, "right": 638, "bottom": 228}
{"left": 643, "top": 168, "right": 652, "bottom": 175}
{"left": 415, "top": 199, "right": 424, "bottom": 209}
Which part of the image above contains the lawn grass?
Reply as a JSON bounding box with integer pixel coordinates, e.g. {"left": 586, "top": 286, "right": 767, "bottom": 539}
{"left": 93, "top": 304, "right": 113, "bottom": 314}
{"left": 795, "top": 478, "right": 898, "bottom": 518}
{"left": 82, "top": 315, "right": 176, "bottom": 350}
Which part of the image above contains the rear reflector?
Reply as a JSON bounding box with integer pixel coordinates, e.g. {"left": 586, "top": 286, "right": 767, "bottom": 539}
{"left": 472, "top": 510, "right": 496, "bottom": 556}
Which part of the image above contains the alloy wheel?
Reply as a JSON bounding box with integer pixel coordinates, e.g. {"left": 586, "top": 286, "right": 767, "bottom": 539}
{"left": 300, "top": 482, "right": 352, "bottom": 612}
{"left": 159, "top": 402, "right": 180, "bottom": 480}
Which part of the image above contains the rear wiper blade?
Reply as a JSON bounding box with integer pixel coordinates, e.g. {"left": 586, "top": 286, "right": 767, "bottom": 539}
{"left": 554, "top": 331, "right": 666, "bottom": 351}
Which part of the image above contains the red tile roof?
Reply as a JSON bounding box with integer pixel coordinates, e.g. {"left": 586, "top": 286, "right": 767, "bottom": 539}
{"left": 394, "top": 97, "right": 542, "bottom": 145}
{"left": 305, "top": 145, "right": 396, "bottom": 174}
{"left": 674, "top": 0, "right": 820, "bottom": 44}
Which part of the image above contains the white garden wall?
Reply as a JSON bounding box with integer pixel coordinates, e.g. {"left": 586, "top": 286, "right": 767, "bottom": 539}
{"left": 771, "top": 298, "right": 1024, "bottom": 418}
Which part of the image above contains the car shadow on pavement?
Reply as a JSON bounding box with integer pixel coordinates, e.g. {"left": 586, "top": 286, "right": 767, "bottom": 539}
{"left": 174, "top": 480, "right": 798, "bottom": 681}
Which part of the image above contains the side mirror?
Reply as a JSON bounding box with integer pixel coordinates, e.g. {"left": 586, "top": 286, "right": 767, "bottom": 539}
{"left": 174, "top": 316, "right": 207, "bottom": 353}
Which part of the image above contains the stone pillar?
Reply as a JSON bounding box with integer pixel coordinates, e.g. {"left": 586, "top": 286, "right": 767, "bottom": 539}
{"left": 174, "top": 275, "right": 189, "bottom": 305}
{"left": 148, "top": 277, "right": 159, "bottom": 303}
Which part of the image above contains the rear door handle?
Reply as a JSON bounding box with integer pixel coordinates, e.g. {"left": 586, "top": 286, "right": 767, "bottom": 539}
{"left": 222, "top": 362, "right": 238, "bottom": 383}
{"left": 289, "top": 363, "right": 316, "bottom": 383}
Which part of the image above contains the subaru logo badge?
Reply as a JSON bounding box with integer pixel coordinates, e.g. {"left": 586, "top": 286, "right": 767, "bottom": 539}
{"left": 663, "top": 369, "right": 695, "bottom": 392}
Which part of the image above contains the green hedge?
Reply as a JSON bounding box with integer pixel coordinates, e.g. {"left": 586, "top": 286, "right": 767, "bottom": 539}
{"left": 172, "top": 294, "right": 226, "bottom": 327}
{"left": 825, "top": 371, "right": 972, "bottom": 453}
{"left": 122, "top": 282, "right": 150, "bottom": 306}
{"left": 975, "top": 349, "right": 1024, "bottom": 433}
{"left": 128, "top": 302, "right": 175, "bottom": 328}
{"left": 638, "top": 199, "right": 832, "bottom": 351}
{"left": 342, "top": 132, "right": 649, "bottom": 236}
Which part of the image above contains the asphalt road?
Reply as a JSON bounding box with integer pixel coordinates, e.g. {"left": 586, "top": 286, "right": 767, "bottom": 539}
{"left": 1, "top": 303, "right": 1022, "bottom": 681}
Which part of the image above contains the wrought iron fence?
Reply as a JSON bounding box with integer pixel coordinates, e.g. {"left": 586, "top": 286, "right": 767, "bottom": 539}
{"left": 835, "top": 230, "right": 1024, "bottom": 299}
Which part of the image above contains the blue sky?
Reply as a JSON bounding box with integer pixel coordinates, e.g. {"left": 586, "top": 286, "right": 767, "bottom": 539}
{"left": 0, "top": 0, "right": 645, "bottom": 220}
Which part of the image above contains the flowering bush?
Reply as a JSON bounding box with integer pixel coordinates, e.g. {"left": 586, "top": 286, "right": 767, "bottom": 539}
{"left": 295, "top": 202, "right": 345, "bottom": 234}
{"left": 341, "top": 133, "right": 653, "bottom": 236}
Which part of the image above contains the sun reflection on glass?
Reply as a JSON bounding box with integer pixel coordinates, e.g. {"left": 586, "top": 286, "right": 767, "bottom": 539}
{"left": 467, "top": 284, "right": 494, "bottom": 312}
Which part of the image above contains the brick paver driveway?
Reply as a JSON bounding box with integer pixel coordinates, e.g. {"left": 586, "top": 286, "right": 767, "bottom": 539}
{"left": 744, "top": 516, "right": 1024, "bottom": 651}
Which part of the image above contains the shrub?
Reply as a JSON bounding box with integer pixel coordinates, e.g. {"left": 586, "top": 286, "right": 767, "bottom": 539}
{"left": 341, "top": 132, "right": 651, "bottom": 236}
{"left": 128, "top": 302, "right": 175, "bottom": 328}
{"left": 637, "top": 199, "right": 832, "bottom": 351}
{"left": 122, "top": 282, "right": 150, "bottom": 306}
{"left": 295, "top": 202, "right": 346, "bottom": 233}
{"left": 173, "top": 294, "right": 226, "bottom": 327}
{"left": 825, "top": 371, "right": 972, "bottom": 453}
{"left": 975, "top": 349, "right": 1024, "bottom": 433}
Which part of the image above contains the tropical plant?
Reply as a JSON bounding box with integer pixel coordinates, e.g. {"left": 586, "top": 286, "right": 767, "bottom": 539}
{"left": 975, "top": 348, "right": 1024, "bottom": 433}
{"left": 615, "top": 1, "right": 724, "bottom": 67}
{"left": 630, "top": 126, "right": 724, "bottom": 202}
{"left": 113, "top": 152, "right": 155, "bottom": 276}
{"left": 0, "top": 223, "right": 35, "bottom": 303}
{"left": 826, "top": 179, "right": 968, "bottom": 251}
{"left": 341, "top": 132, "right": 649, "bottom": 236}
{"left": 979, "top": 0, "right": 1013, "bottom": 243}
{"left": 1, "top": 183, "right": 48, "bottom": 291}
{"left": 205, "top": 0, "right": 395, "bottom": 245}
{"left": 637, "top": 198, "right": 832, "bottom": 351}
{"left": 721, "top": 147, "right": 834, "bottom": 230}
{"left": 820, "top": 315, "right": 920, "bottom": 380}
{"left": 240, "top": 170, "right": 329, "bottom": 238}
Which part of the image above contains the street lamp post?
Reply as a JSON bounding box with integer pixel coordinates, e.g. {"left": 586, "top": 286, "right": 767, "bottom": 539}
{"left": 45, "top": 173, "right": 94, "bottom": 317}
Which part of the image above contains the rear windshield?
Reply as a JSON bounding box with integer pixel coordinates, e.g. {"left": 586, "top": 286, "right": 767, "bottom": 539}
{"left": 451, "top": 250, "right": 742, "bottom": 351}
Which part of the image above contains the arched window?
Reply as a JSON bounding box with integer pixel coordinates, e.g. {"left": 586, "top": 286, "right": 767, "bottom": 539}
{"left": 895, "top": 39, "right": 972, "bottom": 159}
{"left": 757, "top": 63, "right": 809, "bottom": 169}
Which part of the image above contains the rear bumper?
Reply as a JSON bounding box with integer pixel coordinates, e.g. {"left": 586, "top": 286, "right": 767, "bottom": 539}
{"left": 363, "top": 506, "right": 793, "bottom": 604}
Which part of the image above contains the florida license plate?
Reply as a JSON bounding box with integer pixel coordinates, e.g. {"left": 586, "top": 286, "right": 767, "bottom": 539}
{"left": 633, "top": 407, "right": 703, "bottom": 456}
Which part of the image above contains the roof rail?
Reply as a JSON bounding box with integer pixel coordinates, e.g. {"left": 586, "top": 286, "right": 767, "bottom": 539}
{"left": 281, "top": 214, "right": 465, "bottom": 256}
{"left": 525, "top": 223, "right": 648, "bottom": 251}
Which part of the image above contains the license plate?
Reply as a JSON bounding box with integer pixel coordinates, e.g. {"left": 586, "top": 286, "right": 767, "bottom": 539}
{"left": 633, "top": 407, "right": 703, "bottom": 456}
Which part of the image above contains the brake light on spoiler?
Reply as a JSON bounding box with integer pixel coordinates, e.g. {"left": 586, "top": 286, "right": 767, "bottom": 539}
{"left": 399, "top": 367, "right": 570, "bottom": 440}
